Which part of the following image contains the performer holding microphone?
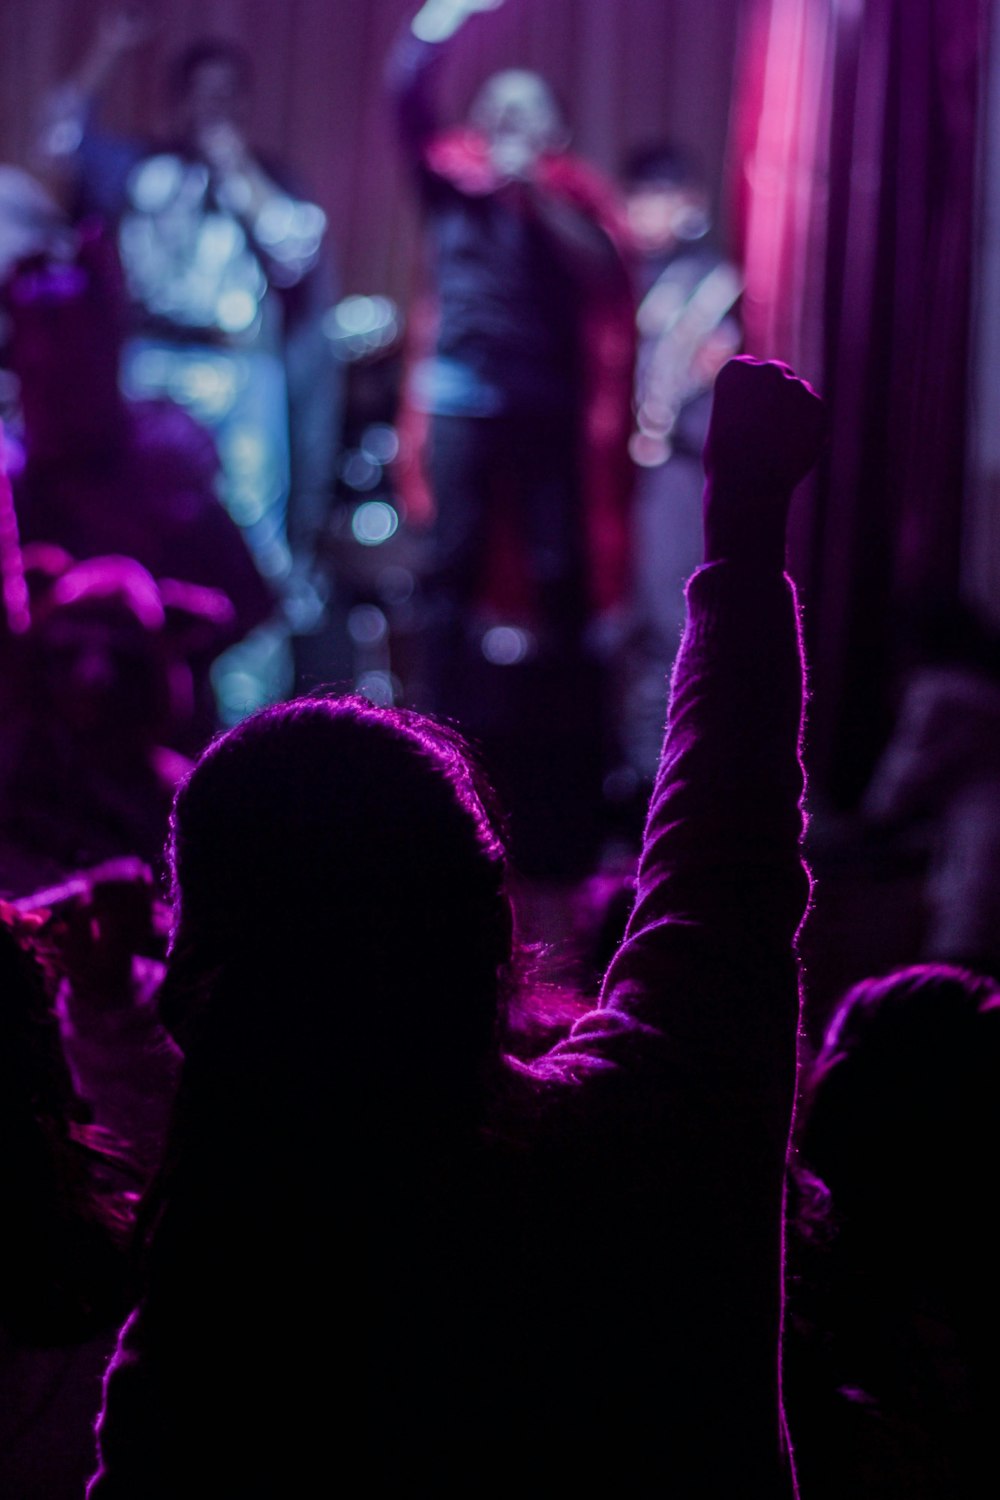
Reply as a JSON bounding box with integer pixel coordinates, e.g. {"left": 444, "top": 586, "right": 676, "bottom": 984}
{"left": 37, "top": 8, "right": 340, "bottom": 711}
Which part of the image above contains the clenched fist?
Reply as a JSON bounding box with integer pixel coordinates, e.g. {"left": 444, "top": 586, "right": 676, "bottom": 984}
{"left": 702, "top": 356, "right": 827, "bottom": 565}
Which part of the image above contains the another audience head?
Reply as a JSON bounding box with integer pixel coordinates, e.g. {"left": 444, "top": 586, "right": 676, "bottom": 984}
{"left": 789, "top": 963, "right": 1000, "bottom": 1496}
{"left": 29, "top": 556, "right": 172, "bottom": 756}
{"left": 800, "top": 964, "right": 1000, "bottom": 1283}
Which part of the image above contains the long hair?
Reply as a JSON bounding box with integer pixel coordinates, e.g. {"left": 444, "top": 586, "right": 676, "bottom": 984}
{"left": 141, "top": 695, "right": 513, "bottom": 1252}
{"left": 799, "top": 964, "right": 1000, "bottom": 1249}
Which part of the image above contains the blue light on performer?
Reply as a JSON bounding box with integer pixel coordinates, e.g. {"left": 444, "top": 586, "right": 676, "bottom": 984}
{"left": 38, "top": 13, "right": 340, "bottom": 714}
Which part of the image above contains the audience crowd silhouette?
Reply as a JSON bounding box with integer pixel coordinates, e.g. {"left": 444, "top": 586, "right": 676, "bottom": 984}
{"left": 0, "top": 9, "right": 992, "bottom": 1499}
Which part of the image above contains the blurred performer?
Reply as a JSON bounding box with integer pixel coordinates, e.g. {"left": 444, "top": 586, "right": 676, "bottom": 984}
{"left": 38, "top": 12, "right": 340, "bottom": 697}
{"left": 389, "top": 0, "right": 635, "bottom": 878}
{"left": 621, "top": 143, "right": 742, "bottom": 782}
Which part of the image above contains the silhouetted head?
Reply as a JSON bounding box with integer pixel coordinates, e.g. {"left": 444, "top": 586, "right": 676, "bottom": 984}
{"left": 163, "top": 696, "right": 513, "bottom": 1100}
{"left": 166, "top": 38, "right": 253, "bottom": 142}
{"left": 790, "top": 962, "right": 1000, "bottom": 1458}
{"left": 29, "top": 556, "right": 171, "bottom": 750}
{"left": 799, "top": 964, "right": 1000, "bottom": 1285}
{"left": 621, "top": 141, "right": 710, "bottom": 256}
{"left": 470, "top": 70, "right": 568, "bottom": 174}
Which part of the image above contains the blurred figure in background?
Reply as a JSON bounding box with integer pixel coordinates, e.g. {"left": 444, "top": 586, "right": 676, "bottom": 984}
{"left": 388, "top": 0, "right": 635, "bottom": 880}
{"left": 3, "top": 223, "right": 273, "bottom": 740}
{"left": 619, "top": 142, "right": 742, "bottom": 786}
{"left": 0, "top": 556, "right": 188, "bottom": 894}
{"left": 861, "top": 600, "right": 1000, "bottom": 981}
{"left": 38, "top": 9, "right": 341, "bottom": 712}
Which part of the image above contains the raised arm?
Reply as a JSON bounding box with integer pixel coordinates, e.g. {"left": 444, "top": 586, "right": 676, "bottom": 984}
{"left": 36, "top": 7, "right": 150, "bottom": 216}
{"left": 45, "top": 6, "right": 151, "bottom": 127}
{"left": 385, "top": 22, "right": 447, "bottom": 164}
{"left": 531, "top": 357, "right": 825, "bottom": 1497}
{"left": 598, "top": 357, "right": 824, "bottom": 1034}
{"left": 387, "top": 1, "right": 504, "bottom": 162}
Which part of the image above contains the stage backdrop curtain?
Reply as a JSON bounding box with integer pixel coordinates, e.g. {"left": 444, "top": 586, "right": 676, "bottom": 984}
{"left": 730, "top": 0, "right": 987, "bottom": 805}
{"left": 0, "top": 0, "right": 742, "bottom": 304}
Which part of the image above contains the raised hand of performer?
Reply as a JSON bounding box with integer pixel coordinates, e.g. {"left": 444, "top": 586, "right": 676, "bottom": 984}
{"left": 702, "top": 356, "right": 827, "bottom": 566}
{"left": 74, "top": 4, "right": 156, "bottom": 102}
{"left": 38, "top": 3, "right": 155, "bottom": 177}
{"left": 412, "top": 0, "right": 506, "bottom": 44}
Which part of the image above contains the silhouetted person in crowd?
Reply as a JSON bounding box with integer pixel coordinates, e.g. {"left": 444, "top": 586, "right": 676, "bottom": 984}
{"left": 786, "top": 963, "right": 1000, "bottom": 1498}
{"left": 0, "top": 913, "right": 132, "bottom": 1500}
{"left": 862, "top": 600, "right": 1000, "bottom": 979}
{"left": 3, "top": 224, "right": 274, "bottom": 739}
{"left": 388, "top": 0, "right": 635, "bottom": 878}
{"left": 0, "top": 553, "right": 191, "bottom": 896}
{"left": 87, "top": 357, "right": 823, "bottom": 1497}
{"left": 5, "top": 224, "right": 272, "bottom": 630}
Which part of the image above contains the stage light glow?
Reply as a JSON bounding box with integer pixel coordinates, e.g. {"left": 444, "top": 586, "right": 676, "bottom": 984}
{"left": 335, "top": 295, "right": 379, "bottom": 334}
{"left": 177, "top": 360, "right": 234, "bottom": 414}
{"left": 360, "top": 423, "right": 400, "bottom": 464}
{"left": 481, "top": 625, "right": 532, "bottom": 665}
{"left": 323, "top": 297, "right": 400, "bottom": 360}
{"left": 356, "top": 669, "right": 398, "bottom": 705}
{"left": 342, "top": 453, "right": 382, "bottom": 494}
{"left": 255, "top": 196, "right": 298, "bottom": 246}
{"left": 352, "top": 500, "right": 399, "bottom": 544}
{"left": 376, "top": 565, "right": 415, "bottom": 605}
{"left": 129, "top": 154, "right": 186, "bottom": 213}
{"left": 347, "top": 604, "right": 389, "bottom": 646}
{"left": 216, "top": 288, "right": 259, "bottom": 333}
{"left": 214, "top": 669, "right": 263, "bottom": 717}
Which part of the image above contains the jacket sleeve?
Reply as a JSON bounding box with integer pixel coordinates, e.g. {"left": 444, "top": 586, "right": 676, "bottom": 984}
{"left": 540, "top": 557, "right": 809, "bottom": 1088}
{"left": 526, "top": 556, "right": 810, "bottom": 1498}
